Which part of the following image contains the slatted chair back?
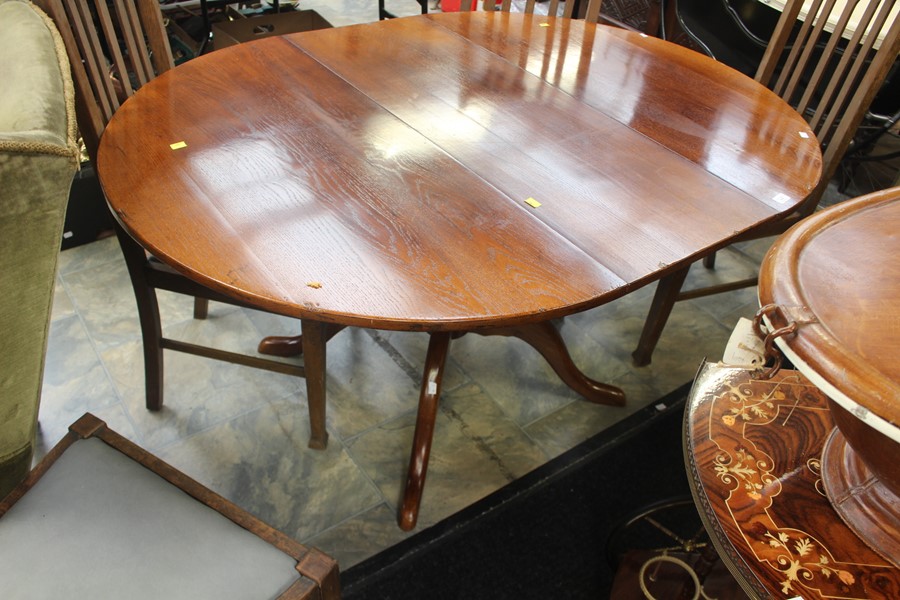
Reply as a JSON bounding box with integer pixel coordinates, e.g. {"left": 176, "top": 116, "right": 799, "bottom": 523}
{"left": 758, "top": 0, "right": 900, "bottom": 213}
{"left": 32, "top": 0, "right": 318, "bottom": 433}
{"left": 34, "top": 0, "right": 174, "bottom": 163}
{"left": 473, "top": 0, "right": 605, "bottom": 22}
{"left": 630, "top": 0, "right": 900, "bottom": 368}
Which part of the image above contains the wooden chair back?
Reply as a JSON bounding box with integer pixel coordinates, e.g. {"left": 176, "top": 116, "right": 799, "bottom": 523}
{"left": 631, "top": 0, "right": 900, "bottom": 368}
{"left": 33, "top": 0, "right": 175, "bottom": 163}
{"left": 31, "top": 0, "right": 317, "bottom": 427}
{"left": 473, "top": 0, "right": 606, "bottom": 22}
{"left": 757, "top": 0, "right": 900, "bottom": 215}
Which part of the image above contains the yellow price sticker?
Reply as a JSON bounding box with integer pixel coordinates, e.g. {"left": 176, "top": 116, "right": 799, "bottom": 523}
{"left": 525, "top": 197, "right": 541, "bottom": 208}
{"left": 170, "top": 141, "right": 187, "bottom": 150}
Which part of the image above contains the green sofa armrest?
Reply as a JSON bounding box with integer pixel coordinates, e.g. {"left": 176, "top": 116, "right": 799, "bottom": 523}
{"left": 0, "top": 0, "right": 79, "bottom": 498}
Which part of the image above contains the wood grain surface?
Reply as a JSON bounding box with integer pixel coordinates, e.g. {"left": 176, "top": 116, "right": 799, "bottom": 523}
{"left": 97, "top": 12, "right": 822, "bottom": 332}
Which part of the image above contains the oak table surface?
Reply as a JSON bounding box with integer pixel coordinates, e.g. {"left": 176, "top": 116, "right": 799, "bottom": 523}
{"left": 97, "top": 11, "right": 821, "bottom": 529}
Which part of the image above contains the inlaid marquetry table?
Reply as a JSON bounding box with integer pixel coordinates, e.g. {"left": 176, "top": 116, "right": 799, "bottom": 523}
{"left": 685, "top": 363, "right": 900, "bottom": 599}
{"left": 97, "top": 11, "right": 821, "bottom": 529}
{"left": 686, "top": 188, "right": 900, "bottom": 597}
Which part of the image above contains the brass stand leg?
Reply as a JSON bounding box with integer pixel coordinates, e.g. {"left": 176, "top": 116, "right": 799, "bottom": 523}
{"left": 477, "top": 321, "right": 626, "bottom": 406}
{"left": 632, "top": 266, "right": 690, "bottom": 367}
{"left": 301, "top": 320, "right": 329, "bottom": 450}
{"left": 399, "top": 331, "right": 452, "bottom": 530}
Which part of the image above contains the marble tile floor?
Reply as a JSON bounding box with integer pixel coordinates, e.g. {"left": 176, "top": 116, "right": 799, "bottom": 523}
{"left": 39, "top": 229, "right": 782, "bottom": 569}
{"left": 35, "top": 0, "right": 887, "bottom": 571}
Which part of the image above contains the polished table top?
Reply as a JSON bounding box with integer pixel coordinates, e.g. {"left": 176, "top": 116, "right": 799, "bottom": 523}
{"left": 98, "top": 11, "right": 821, "bottom": 332}
{"left": 97, "top": 11, "right": 822, "bottom": 529}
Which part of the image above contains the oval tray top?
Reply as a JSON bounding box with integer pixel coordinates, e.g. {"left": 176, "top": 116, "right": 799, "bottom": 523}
{"left": 758, "top": 187, "right": 900, "bottom": 440}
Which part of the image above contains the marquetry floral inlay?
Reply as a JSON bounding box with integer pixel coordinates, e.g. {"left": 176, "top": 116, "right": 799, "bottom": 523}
{"left": 714, "top": 447, "right": 767, "bottom": 499}
{"left": 764, "top": 530, "right": 855, "bottom": 595}
{"left": 807, "top": 457, "right": 827, "bottom": 497}
{"left": 720, "top": 378, "right": 793, "bottom": 427}
{"left": 696, "top": 366, "right": 881, "bottom": 599}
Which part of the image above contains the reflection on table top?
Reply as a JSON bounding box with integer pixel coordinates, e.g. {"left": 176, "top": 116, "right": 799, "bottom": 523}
{"left": 98, "top": 12, "right": 821, "bottom": 331}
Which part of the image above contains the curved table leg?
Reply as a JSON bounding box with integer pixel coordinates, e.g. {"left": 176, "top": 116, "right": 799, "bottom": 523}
{"left": 476, "top": 320, "right": 625, "bottom": 406}
{"left": 258, "top": 334, "right": 303, "bottom": 357}
{"left": 257, "top": 324, "right": 346, "bottom": 357}
{"left": 399, "top": 331, "right": 452, "bottom": 531}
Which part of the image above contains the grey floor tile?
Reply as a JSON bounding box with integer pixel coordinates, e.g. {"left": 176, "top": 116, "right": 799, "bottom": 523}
{"left": 345, "top": 398, "right": 523, "bottom": 530}
{"left": 367, "top": 329, "right": 472, "bottom": 395}
{"left": 50, "top": 277, "right": 75, "bottom": 323}
{"left": 307, "top": 504, "right": 413, "bottom": 567}
{"left": 62, "top": 258, "right": 146, "bottom": 351}
{"left": 447, "top": 328, "right": 631, "bottom": 427}
{"left": 38, "top": 314, "right": 120, "bottom": 454}
{"left": 55, "top": 235, "right": 120, "bottom": 275}
{"left": 526, "top": 397, "right": 643, "bottom": 459}
{"left": 157, "top": 398, "right": 384, "bottom": 541}
{"left": 441, "top": 382, "right": 550, "bottom": 479}
{"left": 102, "top": 314, "right": 304, "bottom": 451}
{"left": 318, "top": 328, "right": 424, "bottom": 442}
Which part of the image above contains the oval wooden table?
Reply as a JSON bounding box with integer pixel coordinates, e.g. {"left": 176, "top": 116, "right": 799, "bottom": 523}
{"left": 685, "top": 188, "right": 900, "bottom": 598}
{"left": 97, "top": 11, "right": 821, "bottom": 529}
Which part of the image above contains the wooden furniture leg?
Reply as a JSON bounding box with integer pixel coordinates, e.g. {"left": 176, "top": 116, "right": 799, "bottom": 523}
{"left": 257, "top": 324, "right": 345, "bottom": 358}
{"left": 399, "top": 331, "right": 452, "bottom": 530}
{"left": 138, "top": 292, "right": 165, "bottom": 412}
{"left": 477, "top": 320, "right": 626, "bottom": 406}
{"left": 300, "top": 320, "right": 330, "bottom": 450}
{"left": 632, "top": 266, "right": 690, "bottom": 367}
{"left": 258, "top": 335, "right": 304, "bottom": 357}
{"left": 115, "top": 223, "right": 165, "bottom": 411}
{"left": 193, "top": 297, "right": 208, "bottom": 319}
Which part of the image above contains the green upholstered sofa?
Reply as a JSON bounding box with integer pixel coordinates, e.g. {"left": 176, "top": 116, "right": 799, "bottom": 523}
{"left": 0, "top": 0, "right": 79, "bottom": 498}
